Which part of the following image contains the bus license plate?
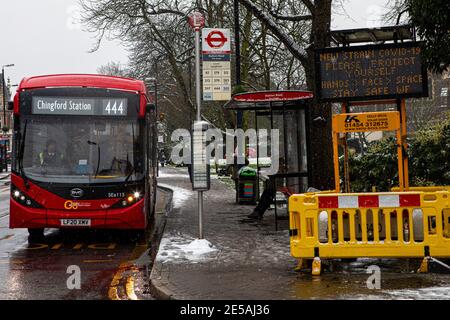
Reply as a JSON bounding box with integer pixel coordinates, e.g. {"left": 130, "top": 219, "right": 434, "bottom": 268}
{"left": 60, "top": 219, "right": 91, "bottom": 227}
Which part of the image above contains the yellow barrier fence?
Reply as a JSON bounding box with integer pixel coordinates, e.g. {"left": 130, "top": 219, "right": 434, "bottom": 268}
{"left": 289, "top": 191, "right": 450, "bottom": 273}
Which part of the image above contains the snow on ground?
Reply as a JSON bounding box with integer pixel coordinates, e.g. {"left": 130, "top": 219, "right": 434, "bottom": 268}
{"left": 349, "top": 286, "right": 450, "bottom": 300}
{"left": 158, "top": 170, "right": 190, "bottom": 179}
{"left": 156, "top": 234, "right": 218, "bottom": 264}
{"left": 385, "top": 286, "right": 450, "bottom": 299}
{"left": 158, "top": 183, "right": 193, "bottom": 209}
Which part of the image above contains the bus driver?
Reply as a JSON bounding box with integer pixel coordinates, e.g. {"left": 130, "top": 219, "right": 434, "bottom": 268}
{"left": 39, "top": 139, "right": 64, "bottom": 167}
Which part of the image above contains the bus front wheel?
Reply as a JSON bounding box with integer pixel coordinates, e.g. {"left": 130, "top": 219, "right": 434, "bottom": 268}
{"left": 28, "top": 228, "right": 44, "bottom": 239}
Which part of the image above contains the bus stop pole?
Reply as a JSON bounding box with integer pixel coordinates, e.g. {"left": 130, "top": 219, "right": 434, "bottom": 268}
{"left": 233, "top": 0, "right": 243, "bottom": 129}
{"left": 195, "top": 26, "right": 204, "bottom": 239}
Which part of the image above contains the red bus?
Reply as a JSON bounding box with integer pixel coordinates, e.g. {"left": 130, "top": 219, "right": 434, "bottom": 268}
{"left": 9, "top": 74, "right": 157, "bottom": 238}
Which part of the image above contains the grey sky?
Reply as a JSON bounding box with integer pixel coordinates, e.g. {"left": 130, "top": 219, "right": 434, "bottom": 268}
{"left": 1, "top": 0, "right": 391, "bottom": 90}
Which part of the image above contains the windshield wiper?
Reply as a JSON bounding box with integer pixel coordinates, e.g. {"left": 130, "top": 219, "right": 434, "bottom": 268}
{"left": 124, "top": 155, "right": 135, "bottom": 183}
{"left": 18, "top": 120, "right": 30, "bottom": 189}
{"left": 124, "top": 123, "right": 136, "bottom": 183}
{"left": 87, "top": 140, "right": 100, "bottom": 180}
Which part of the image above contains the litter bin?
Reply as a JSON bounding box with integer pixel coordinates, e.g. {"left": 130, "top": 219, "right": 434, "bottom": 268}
{"left": 237, "top": 166, "right": 257, "bottom": 205}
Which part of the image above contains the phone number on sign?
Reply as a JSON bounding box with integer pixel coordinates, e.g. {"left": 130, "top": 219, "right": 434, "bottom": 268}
{"left": 345, "top": 121, "right": 389, "bottom": 128}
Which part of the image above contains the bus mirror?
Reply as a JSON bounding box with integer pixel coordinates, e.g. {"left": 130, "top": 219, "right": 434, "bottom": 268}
{"left": 7, "top": 101, "right": 14, "bottom": 111}
{"left": 146, "top": 103, "right": 156, "bottom": 112}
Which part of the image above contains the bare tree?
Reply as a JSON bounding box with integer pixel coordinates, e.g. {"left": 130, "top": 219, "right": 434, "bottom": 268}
{"left": 237, "top": 0, "right": 334, "bottom": 190}
{"left": 81, "top": 0, "right": 338, "bottom": 189}
{"left": 97, "top": 61, "right": 130, "bottom": 77}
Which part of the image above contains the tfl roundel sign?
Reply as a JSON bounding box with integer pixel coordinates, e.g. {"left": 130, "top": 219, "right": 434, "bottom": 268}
{"left": 205, "top": 30, "right": 227, "bottom": 48}
{"left": 202, "top": 28, "right": 230, "bottom": 53}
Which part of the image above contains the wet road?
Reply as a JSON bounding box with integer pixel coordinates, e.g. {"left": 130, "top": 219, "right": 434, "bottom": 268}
{"left": 0, "top": 177, "right": 169, "bottom": 300}
{"left": 1, "top": 167, "right": 449, "bottom": 300}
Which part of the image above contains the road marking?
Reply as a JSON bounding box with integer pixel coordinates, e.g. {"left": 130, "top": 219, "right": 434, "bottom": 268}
{"left": 0, "top": 259, "right": 24, "bottom": 264}
{"left": 19, "top": 242, "right": 119, "bottom": 251}
{"left": 125, "top": 276, "right": 138, "bottom": 300}
{"left": 108, "top": 262, "right": 129, "bottom": 300}
{"left": 73, "top": 243, "right": 83, "bottom": 250}
{"left": 51, "top": 243, "right": 63, "bottom": 250}
{"left": 108, "top": 286, "right": 120, "bottom": 300}
{"left": 25, "top": 243, "right": 49, "bottom": 250}
{"left": 108, "top": 244, "right": 148, "bottom": 300}
{"left": 88, "top": 243, "right": 116, "bottom": 250}
{"left": 0, "top": 234, "right": 13, "bottom": 241}
{"left": 83, "top": 259, "right": 114, "bottom": 263}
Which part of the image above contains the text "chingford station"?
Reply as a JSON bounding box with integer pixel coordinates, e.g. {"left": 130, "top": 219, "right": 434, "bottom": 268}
{"left": 35, "top": 99, "right": 93, "bottom": 112}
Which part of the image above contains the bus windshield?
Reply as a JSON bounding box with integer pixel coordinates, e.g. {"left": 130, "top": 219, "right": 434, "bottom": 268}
{"left": 19, "top": 116, "right": 144, "bottom": 184}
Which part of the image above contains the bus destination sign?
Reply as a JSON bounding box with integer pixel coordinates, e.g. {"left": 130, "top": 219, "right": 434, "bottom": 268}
{"left": 315, "top": 42, "right": 428, "bottom": 102}
{"left": 32, "top": 97, "right": 128, "bottom": 116}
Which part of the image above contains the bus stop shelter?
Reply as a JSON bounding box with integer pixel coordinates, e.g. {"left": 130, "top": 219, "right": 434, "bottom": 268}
{"left": 224, "top": 90, "right": 314, "bottom": 228}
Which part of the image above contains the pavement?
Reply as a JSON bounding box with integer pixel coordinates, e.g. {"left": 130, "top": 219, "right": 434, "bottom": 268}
{"left": 150, "top": 166, "right": 295, "bottom": 300}
{"left": 0, "top": 170, "right": 10, "bottom": 219}
{"left": 0, "top": 169, "right": 10, "bottom": 181}
{"left": 150, "top": 166, "right": 450, "bottom": 300}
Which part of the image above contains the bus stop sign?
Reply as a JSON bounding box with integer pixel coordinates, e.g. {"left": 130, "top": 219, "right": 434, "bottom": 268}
{"left": 205, "top": 30, "right": 228, "bottom": 49}
{"left": 188, "top": 12, "right": 205, "bottom": 29}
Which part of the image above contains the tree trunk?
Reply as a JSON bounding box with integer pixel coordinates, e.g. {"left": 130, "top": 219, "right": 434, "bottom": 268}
{"left": 302, "top": 0, "right": 334, "bottom": 190}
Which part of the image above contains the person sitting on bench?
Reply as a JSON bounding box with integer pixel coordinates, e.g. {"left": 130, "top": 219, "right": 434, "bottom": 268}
{"left": 248, "top": 158, "right": 286, "bottom": 220}
{"left": 247, "top": 178, "right": 276, "bottom": 219}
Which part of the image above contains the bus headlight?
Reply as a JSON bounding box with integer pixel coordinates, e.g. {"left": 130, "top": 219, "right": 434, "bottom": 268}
{"left": 11, "top": 186, "right": 44, "bottom": 209}
{"left": 111, "top": 191, "right": 144, "bottom": 209}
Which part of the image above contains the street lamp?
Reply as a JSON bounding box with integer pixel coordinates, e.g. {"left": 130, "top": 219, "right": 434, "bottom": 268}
{"left": 2, "top": 64, "right": 14, "bottom": 130}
